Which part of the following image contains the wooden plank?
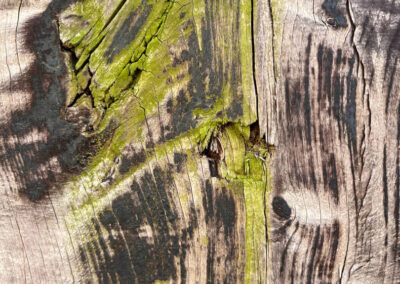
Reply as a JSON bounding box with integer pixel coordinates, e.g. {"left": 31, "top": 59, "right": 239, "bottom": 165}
{"left": 256, "top": 0, "right": 400, "bottom": 282}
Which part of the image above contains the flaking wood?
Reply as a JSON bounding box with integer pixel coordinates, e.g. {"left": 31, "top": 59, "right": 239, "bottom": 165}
{"left": 0, "top": 0, "right": 399, "bottom": 283}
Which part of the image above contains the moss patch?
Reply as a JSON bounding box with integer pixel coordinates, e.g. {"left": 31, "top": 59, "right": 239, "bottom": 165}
{"left": 59, "top": 0, "right": 268, "bottom": 281}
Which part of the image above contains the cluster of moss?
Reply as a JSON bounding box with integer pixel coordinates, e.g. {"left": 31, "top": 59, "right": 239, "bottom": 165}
{"left": 60, "top": 0, "right": 259, "bottom": 199}
{"left": 201, "top": 122, "right": 271, "bottom": 283}
{"left": 59, "top": 0, "right": 270, "bottom": 281}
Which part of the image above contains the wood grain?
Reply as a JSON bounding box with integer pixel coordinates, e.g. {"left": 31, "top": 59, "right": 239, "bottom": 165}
{"left": 256, "top": 0, "right": 400, "bottom": 282}
{"left": 0, "top": 0, "right": 399, "bottom": 282}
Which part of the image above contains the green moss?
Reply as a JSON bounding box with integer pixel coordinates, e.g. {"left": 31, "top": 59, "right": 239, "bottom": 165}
{"left": 243, "top": 154, "right": 268, "bottom": 283}
{"left": 86, "top": 0, "right": 173, "bottom": 102}
{"left": 58, "top": 0, "right": 106, "bottom": 49}
{"left": 201, "top": 122, "right": 269, "bottom": 283}
{"left": 76, "top": 65, "right": 91, "bottom": 90}
{"left": 74, "top": 94, "right": 92, "bottom": 108}
{"left": 105, "top": 65, "right": 132, "bottom": 105}
{"left": 60, "top": 0, "right": 258, "bottom": 139}
{"left": 60, "top": 2, "right": 271, "bottom": 281}
{"left": 240, "top": 0, "right": 258, "bottom": 125}
{"left": 219, "top": 124, "right": 246, "bottom": 177}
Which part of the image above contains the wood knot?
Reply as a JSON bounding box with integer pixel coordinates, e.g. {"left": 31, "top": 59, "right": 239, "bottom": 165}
{"left": 272, "top": 196, "right": 292, "bottom": 219}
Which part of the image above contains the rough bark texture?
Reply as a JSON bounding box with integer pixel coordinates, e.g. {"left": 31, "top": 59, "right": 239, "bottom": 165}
{"left": 0, "top": 0, "right": 398, "bottom": 283}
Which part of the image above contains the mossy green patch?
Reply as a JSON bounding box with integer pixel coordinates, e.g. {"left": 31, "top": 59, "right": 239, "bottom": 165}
{"left": 204, "top": 122, "right": 270, "bottom": 283}
{"left": 60, "top": 1, "right": 269, "bottom": 281}
{"left": 243, "top": 154, "right": 269, "bottom": 283}
{"left": 240, "top": 0, "right": 258, "bottom": 125}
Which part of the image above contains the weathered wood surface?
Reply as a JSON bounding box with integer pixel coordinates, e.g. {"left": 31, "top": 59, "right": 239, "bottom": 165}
{"left": 1, "top": 0, "right": 264, "bottom": 282}
{"left": 0, "top": 0, "right": 399, "bottom": 283}
{"left": 0, "top": 0, "right": 77, "bottom": 282}
{"left": 256, "top": 0, "right": 400, "bottom": 283}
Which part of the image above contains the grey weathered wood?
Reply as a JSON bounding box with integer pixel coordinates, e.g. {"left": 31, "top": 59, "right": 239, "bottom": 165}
{"left": 256, "top": 0, "right": 400, "bottom": 282}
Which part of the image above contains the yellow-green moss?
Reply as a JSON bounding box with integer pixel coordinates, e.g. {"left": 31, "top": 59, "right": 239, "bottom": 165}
{"left": 206, "top": 122, "right": 269, "bottom": 283}
{"left": 60, "top": 2, "right": 270, "bottom": 281}
{"left": 243, "top": 154, "right": 269, "bottom": 283}
{"left": 240, "top": 0, "right": 258, "bottom": 125}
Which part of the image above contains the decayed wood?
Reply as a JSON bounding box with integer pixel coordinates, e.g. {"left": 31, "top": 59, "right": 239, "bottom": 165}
{"left": 256, "top": 0, "right": 400, "bottom": 282}
{"left": 0, "top": 0, "right": 399, "bottom": 283}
